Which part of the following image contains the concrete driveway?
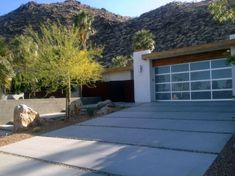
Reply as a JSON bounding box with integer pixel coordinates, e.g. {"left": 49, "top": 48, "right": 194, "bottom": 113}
{"left": 0, "top": 101, "right": 235, "bottom": 176}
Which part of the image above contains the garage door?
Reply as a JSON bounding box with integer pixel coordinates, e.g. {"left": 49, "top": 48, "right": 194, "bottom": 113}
{"left": 154, "top": 58, "right": 233, "bottom": 101}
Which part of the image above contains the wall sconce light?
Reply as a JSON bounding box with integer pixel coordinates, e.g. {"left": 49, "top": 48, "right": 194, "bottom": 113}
{"left": 139, "top": 65, "right": 143, "bottom": 73}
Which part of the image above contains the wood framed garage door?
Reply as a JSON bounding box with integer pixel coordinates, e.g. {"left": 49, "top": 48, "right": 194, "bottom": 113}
{"left": 154, "top": 58, "right": 233, "bottom": 101}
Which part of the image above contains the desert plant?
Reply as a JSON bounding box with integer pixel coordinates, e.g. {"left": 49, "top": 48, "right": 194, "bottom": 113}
{"left": 209, "top": 0, "right": 235, "bottom": 64}
{"left": 209, "top": 0, "right": 235, "bottom": 22}
{"left": 133, "top": 29, "right": 155, "bottom": 52}
{"left": 0, "top": 37, "right": 15, "bottom": 95}
{"left": 111, "top": 55, "right": 132, "bottom": 67}
{"left": 73, "top": 10, "right": 94, "bottom": 49}
{"left": 16, "top": 23, "right": 103, "bottom": 118}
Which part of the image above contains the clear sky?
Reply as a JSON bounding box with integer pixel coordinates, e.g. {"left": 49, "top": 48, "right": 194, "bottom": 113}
{"left": 0, "top": 0, "right": 199, "bottom": 17}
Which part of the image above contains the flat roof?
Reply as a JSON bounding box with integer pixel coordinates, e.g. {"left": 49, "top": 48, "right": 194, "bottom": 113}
{"left": 104, "top": 66, "right": 133, "bottom": 74}
{"left": 143, "top": 39, "right": 235, "bottom": 60}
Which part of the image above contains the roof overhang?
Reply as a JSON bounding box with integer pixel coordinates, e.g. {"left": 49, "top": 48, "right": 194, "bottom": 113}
{"left": 104, "top": 66, "right": 133, "bottom": 74}
{"left": 143, "top": 39, "right": 235, "bottom": 60}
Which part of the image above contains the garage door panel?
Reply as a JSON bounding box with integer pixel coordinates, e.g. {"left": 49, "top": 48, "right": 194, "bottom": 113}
{"left": 156, "top": 74, "right": 170, "bottom": 83}
{"left": 172, "top": 82, "right": 189, "bottom": 91}
{"left": 212, "top": 90, "right": 233, "bottom": 99}
{"left": 212, "top": 69, "right": 232, "bottom": 79}
{"left": 172, "top": 73, "right": 189, "bottom": 82}
{"left": 155, "top": 66, "right": 170, "bottom": 74}
{"left": 171, "top": 63, "right": 189, "bottom": 72}
{"left": 191, "top": 92, "right": 211, "bottom": 100}
{"left": 212, "top": 80, "right": 232, "bottom": 89}
{"left": 156, "top": 93, "right": 171, "bottom": 100}
{"left": 172, "top": 92, "right": 190, "bottom": 100}
{"left": 191, "top": 81, "right": 210, "bottom": 90}
{"left": 191, "top": 71, "right": 210, "bottom": 81}
{"left": 190, "top": 61, "right": 209, "bottom": 70}
{"left": 211, "top": 59, "right": 230, "bottom": 68}
{"left": 156, "top": 84, "right": 171, "bottom": 92}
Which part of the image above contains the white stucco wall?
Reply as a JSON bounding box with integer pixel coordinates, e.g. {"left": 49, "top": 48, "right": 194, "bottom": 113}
{"left": 103, "top": 71, "right": 132, "bottom": 82}
{"left": 230, "top": 35, "right": 235, "bottom": 97}
{"left": 133, "top": 50, "right": 152, "bottom": 103}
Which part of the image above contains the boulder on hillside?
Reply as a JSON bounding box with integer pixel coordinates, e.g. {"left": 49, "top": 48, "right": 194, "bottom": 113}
{"left": 13, "top": 104, "right": 40, "bottom": 132}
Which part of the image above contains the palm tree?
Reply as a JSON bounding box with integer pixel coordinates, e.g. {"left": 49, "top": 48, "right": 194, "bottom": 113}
{"left": 133, "top": 29, "right": 155, "bottom": 52}
{"left": 209, "top": 0, "right": 235, "bottom": 22}
{"left": 209, "top": 0, "right": 235, "bottom": 64}
{"left": 73, "top": 10, "right": 94, "bottom": 50}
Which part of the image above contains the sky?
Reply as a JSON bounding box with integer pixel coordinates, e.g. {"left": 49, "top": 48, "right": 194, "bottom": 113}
{"left": 0, "top": 0, "right": 200, "bottom": 17}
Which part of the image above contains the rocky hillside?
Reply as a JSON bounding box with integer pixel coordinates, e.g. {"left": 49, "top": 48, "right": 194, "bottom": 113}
{"left": 0, "top": 0, "right": 235, "bottom": 65}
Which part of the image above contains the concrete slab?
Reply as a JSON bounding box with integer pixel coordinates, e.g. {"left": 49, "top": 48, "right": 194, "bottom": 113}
{"left": 0, "top": 153, "right": 100, "bottom": 176}
{"left": 0, "top": 136, "right": 216, "bottom": 176}
{"left": 122, "top": 106, "right": 235, "bottom": 112}
{"left": 122, "top": 102, "right": 235, "bottom": 113}
{"left": 79, "top": 117, "right": 235, "bottom": 133}
{"left": 44, "top": 125, "right": 231, "bottom": 153}
{"left": 105, "top": 111, "right": 235, "bottom": 121}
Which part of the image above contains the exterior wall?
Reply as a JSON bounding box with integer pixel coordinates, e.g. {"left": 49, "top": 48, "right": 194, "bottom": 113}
{"left": 230, "top": 34, "right": 235, "bottom": 97}
{"left": 0, "top": 98, "right": 79, "bottom": 124}
{"left": 133, "top": 50, "right": 152, "bottom": 103}
{"left": 103, "top": 71, "right": 132, "bottom": 82}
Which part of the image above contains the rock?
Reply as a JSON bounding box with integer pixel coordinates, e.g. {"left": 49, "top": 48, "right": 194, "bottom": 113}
{"left": 13, "top": 104, "right": 40, "bottom": 132}
{"left": 32, "top": 127, "right": 41, "bottom": 133}
{"left": 70, "top": 99, "right": 83, "bottom": 116}
{"left": 96, "top": 99, "right": 114, "bottom": 109}
{"left": 96, "top": 106, "right": 113, "bottom": 116}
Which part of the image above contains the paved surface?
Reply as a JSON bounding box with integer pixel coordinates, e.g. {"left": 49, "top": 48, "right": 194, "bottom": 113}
{"left": 1, "top": 101, "right": 235, "bottom": 176}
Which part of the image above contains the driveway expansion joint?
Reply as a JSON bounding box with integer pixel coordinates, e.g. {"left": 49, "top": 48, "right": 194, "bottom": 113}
{"left": 44, "top": 135, "right": 219, "bottom": 155}
{"left": 77, "top": 124, "right": 233, "bottom": 135}
{"left": 0, "top": 151, "right": 123, "bottom": 176}
{"left": 104, "top": 116, "right": 235, "bottom": 122}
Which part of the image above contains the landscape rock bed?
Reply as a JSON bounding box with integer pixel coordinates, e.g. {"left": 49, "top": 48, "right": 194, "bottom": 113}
{"left": 204, "top": 135, "right": 235, "bottom": 176}
{"left": 0, "top": 103, "right": 125, "bottom": 147}
{"left": 0, "top": 130, "right": 11, "bottom": 137}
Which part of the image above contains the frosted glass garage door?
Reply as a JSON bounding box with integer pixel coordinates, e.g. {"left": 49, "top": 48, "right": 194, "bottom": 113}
{"left": 154, "top": 58, "right": 233, "bottom": 101}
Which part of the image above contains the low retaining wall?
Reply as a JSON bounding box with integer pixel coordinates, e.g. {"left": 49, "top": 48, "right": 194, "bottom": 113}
{"left": 0, "top": 98, "right": 80, "bottom": 125}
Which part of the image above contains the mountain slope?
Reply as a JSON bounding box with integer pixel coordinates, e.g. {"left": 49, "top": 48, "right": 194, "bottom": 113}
{"left": 0, "top": 0, "right": 234, "bottom": 64}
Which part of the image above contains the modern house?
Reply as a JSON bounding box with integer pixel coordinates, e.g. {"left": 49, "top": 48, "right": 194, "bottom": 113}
{"left": 133, "top": 35, "right": 235, "bottom": 102}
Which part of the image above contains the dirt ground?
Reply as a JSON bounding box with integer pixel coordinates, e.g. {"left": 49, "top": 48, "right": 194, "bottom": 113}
{"left": 0, "top": 106, "right": 124, "bottom": 147}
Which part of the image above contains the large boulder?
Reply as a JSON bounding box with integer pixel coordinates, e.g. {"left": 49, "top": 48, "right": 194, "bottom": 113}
{"left": 96, "top": 99, "right": 115, "bottom": 109}
{"left": 96, "top": 106, "right": 114, "bottom": 116}
{"left": 70, "top": 99, "right": 83, "bottom": 116}
{"left": 13, "top": 104, "right": 40, "bottom": 132}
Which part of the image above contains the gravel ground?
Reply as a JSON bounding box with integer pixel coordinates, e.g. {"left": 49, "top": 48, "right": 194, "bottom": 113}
{"left": 0, "top": 106, "right": 124, "bottom": 147}
{"left": 0, "top": 116, "right": 92, "bottom": 147}
{"left": 204, "top": 135, "right": 235, "bottom": 176}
